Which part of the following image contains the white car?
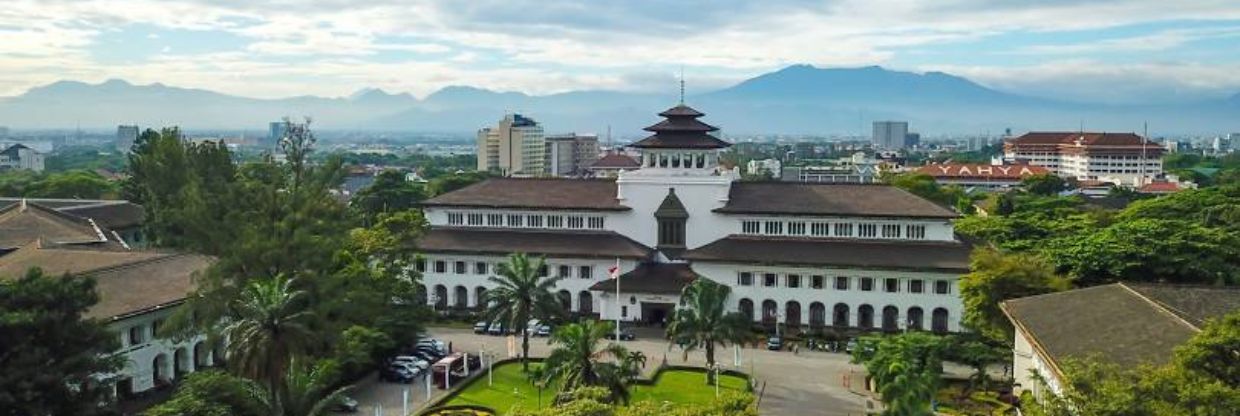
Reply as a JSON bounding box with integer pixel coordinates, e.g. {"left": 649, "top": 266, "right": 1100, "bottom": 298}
{"left": 390, "top": 362, "right": 423, "bottom": 376}
{"left": 392, "top": 356, "right": 430, "bottom": 370}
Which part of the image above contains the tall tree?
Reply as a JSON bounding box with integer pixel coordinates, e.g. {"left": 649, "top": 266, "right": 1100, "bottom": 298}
{"left": 0, "top": 268, "right": 122, "bottom": 416}
{"left": 666, "top": 279, "right": 749, "bottom": 381}
{"left": 541, "top": 320, "right": 632, "bottom": 404}
{"left": 852, "top": 332, "right": 946, "bottom": 416}
{"left": 351, "top": 169, "right": 427, "bottom": 224}
{"left": 484, "top": 253, "right": 565, "bottom": 371}
{"left": 1020, "top": 174, "right": 1068, "bottom": 196}
{"left": 959, "top": 248, "right": 1070, "bottom": 345}
{"left": 223, "top": 276, "right": 317, "bottom": 396}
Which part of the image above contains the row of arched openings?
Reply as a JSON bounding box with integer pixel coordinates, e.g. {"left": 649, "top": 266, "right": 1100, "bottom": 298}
{"left": 737, "top": 298, "right": 950, "bottom": 333}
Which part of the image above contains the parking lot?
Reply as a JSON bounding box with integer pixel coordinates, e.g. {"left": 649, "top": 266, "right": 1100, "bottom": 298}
{"left": 343, "top": 325, "right": 880, "bottom": 415}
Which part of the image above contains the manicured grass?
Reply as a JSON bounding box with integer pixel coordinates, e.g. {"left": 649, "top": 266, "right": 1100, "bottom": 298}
{"left": 443, "top": 362, "right": 560, "bottom": 414}
{"left": 441, "top": 362, "right": 749, "bottom": 414}
{"left": 629, "top": 370, "right": 749, "bottom": 405}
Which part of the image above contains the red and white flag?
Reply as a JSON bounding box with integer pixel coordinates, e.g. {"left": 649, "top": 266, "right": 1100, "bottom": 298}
{"left": 608, "top": 259, "right": 620, "bottom": 279}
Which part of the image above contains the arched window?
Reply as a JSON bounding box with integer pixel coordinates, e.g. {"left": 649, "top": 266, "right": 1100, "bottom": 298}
{"left": 858, "top": 304, "right": 875, "bottom": 329}
{"left": 475, "top": 286, "right": 488, "bottom": 309}
{"left": 932, "top": 308, "right": 950, "bottom": 333}
{"left": 193, "top": 341, "right": 211, "bottom": 368}
{"left": 809, "top": 302, "right": 826, "bottom": 328}
{"left": 557, "top": 290, "right": 572, "bottom": 312}
{"left": 174, "top": 347, "right": 190, "bottom": 379}
{"left": 738, "top": 298, "right": 754, "bottom": 322}
{"left": 761, "top": 300, "right": 778, "bottom": 325}
{"left": 785, "top": 301, "right": 802, "bottom": 328}
{"left": 434, "top": 285, "right": 448, "bottom": 310}
{"left": 832, "top": 303, "right": 850, "bottom": 327}
{"left": 153, "top": 354, "right": 170, "bottom": 385}
{"left": 882, "top": 305, "right": 899, "bottom": 331}
{"left": 578, "top": 291, "right": 594, "bottom": 315}
{"left": 908, "top": 307, "right": 924, "bottom": 331}
{"left": 454, "top": 286, "right": 468, "bottom": 309}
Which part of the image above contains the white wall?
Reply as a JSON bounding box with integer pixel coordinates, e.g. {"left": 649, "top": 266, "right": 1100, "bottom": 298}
{"left": 419, "top": 253, "right": 639, "bottom": 315}
{"left": 107, "top": 307, "right": 214, "bottom": 396}
{"left": 692, "top": 262, "right": 963, "bottom": 332}
{"left": 613, "top": 173, "right": 734, "bottom": 249}
{"left": 1012, "top": 324, "right": 1064, "bottom": 401}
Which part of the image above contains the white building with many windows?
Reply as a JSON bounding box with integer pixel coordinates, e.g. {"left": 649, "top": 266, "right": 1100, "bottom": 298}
{"left": 1003, "top": 132, "right": 1164, "bottom": 187}
{"left": 418, "top": 104, "right": 970, "bottom": 333}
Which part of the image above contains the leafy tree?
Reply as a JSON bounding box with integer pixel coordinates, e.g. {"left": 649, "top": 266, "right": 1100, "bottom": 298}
{"left": 146, "top": 370, "right": 263, "bottom": 416}
{"left": 351, "top": 169, "right": 427, "bottom": 224}
{"left": 0, "top": 268, "right": 122, "bottom": 416}
{"left": 223, "top": 275, "right": 317, "bottom": 395}
{"left": 1045, "top": 218, "right": 1239, "bottom": 285}
{"left": 329, "top": 325, "right": 395, "bottom": 383}
{"left": 0, "top": 169, "right": 119, "bottom": 199}
{"left": 884, "top": 172, "right": 972, "bottom": 213}
{"left": 485, "top": 253, "right": 565, "bottom": 371}
{"left": 959, "top": 248, "right": 1070, "bottom": 345}
{"left": 429, "top": 170, "right": 489, "bottom": 195}
{"left": 1172, "top": 310, "right": 1240, "bottom": 387}
{"left": 666, "top": 279, "right": 749, "bottom": 382}
{"left": 541, "top": 320, "right": 632, "bottom": 404}
{"left": 1019, "top": 174, "right": 1068, "bottom": 196}
{"left": 942, "top": 335, "right": 1007, "bottom": 396}
{"left": 254, "top": 360, "right": 352, "bottom": 416}
{"left": 851, "top": 332, "right": 946, "bottom": 416}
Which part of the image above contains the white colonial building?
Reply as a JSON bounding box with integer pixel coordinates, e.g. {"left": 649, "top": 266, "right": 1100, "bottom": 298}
{"left": 417, "top": 105, "right": 971, "bottom": 333}
{"left": 0, "top": 199, "right": 217, "bottom": 401}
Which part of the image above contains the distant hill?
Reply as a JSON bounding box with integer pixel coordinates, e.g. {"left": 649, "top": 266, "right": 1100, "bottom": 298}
{"left": 1, "top": 66, "right": 1237, "bottom": 135}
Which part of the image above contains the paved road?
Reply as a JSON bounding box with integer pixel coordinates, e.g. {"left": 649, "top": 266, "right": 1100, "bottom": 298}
{"left": 344, "top": 326, "right": 879, "bottom": 415}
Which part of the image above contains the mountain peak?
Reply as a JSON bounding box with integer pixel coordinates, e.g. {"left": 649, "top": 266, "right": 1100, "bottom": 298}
{"left": 100, "top": 78, "right": 132, "bottom": 87}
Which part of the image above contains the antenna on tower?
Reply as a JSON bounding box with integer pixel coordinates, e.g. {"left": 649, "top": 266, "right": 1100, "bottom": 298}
{"left": 678, "top": 65, "right": 685, "bottom": 105}
{"left": 606, "top": 125, "right": 613, "bottom": 151}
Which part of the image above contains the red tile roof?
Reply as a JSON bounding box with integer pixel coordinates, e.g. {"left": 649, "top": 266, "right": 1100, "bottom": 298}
{"left": 589, "top": 153, "right": 641, "bottom": 169}
{"left": 1138, "top": 181, "right": 1182, "bottom": 194}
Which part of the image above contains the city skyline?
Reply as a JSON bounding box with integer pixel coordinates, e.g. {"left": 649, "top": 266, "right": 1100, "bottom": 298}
{"left": 3, "top": 1, "right": 1240, "bottom": 104}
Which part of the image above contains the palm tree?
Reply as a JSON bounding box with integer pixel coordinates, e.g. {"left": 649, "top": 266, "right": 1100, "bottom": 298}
{"left": 484, "top": 253, "right": 564, "bottom": 371}
{"left": 620, "top": 351, "right": 648, "bottom": 383}
{"left": 246, "top": 359, "right": 352, "bottom": 416}
{"left": 541, "top": 320, "right": 631, "bottom": 404}
{"left": 666, "top": 279, "right": 749, "bottom": 382}
{"left": 223, "top": 275, "right": 317, "bottom": 395}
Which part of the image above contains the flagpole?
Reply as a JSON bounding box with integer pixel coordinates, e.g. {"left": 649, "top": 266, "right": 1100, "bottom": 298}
{"left": 613, "top": 258, "right": 621, "bottom": 342}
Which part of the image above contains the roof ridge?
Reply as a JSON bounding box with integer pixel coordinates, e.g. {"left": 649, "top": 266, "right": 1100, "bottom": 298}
{"left": 77, "top": 252, "right": 194, "bottom": 277}
{"left": 1117, "top": 282, "right": 1203, "bottom": 332}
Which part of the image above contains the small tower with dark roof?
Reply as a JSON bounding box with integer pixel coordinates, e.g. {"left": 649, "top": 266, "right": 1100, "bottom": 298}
{"left": 628, "top": 104, "right": 732, "bottom": 175}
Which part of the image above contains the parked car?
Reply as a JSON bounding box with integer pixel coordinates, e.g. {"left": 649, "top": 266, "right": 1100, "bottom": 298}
{"left": 845, "top": 340, "right": 857, "bottom": 354}
{"left": 605, "top": 328, "right": 636, "bottom": 341}
{"left": 379, "top": 365, "right": 415, "bottom": 383}
{"left": 333, "top": 396, "right": 360, "bottom": 413}
{"left": 390, "top": 362, "right": 423, "bottom": 377}
{"left": 416, "top": 338, "right": 447, "bottom": 351}
{"left": 410, "top": 350, "right": 439, "bottom": 362}
{"left": 414, "top": 346, "right": 445, "bottom": 360}
{"left": 766, "top": 336, "right": 783, "bottom": 351}
{"left": 487, "top": 322, "right": 505, "bottom": 335}
{"left": 473, "top": 321, "right": 489, "bottom": 334}
{"left": 534, "top": 324, "right": 553, "bottom": 337}
{"left": 392, "top": 355, "right": 430, "bottom": 370}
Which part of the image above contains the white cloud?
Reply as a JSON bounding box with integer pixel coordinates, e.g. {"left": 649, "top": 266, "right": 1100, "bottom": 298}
{"left": 927, "top": 61, "right": 1240, "bottom": 104}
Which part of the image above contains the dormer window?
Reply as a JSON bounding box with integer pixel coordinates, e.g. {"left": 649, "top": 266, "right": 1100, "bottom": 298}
{"left": 654, "top": 188, "right": 689, "bottom": 252}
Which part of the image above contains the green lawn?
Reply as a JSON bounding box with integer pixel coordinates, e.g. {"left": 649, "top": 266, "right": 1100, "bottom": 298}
{"left": 442, "top": 362, "right": 749, "bottom": 414}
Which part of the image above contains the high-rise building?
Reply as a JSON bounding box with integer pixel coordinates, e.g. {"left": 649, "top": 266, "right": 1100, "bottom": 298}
{"left": 544, "top": 133, "right": 600, "bottom": 176}
{"left": 476, "top": 114, "right": 545, "bottom": 176}
{"left": 904, "top": 132, "right": 921, "bottom": 148}
{"left": 872, "top": 121, "right": 909, "bottom": 149}
{"left": 268, "top": 121, "right": 289, "bottom": 148}
{"left": 116, "top": 125, "right": 140, "bottom": 153}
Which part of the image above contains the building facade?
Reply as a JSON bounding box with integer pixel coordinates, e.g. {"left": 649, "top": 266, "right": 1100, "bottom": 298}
{"left": 872, "top": 121, "right": 909, "bottom": 149}
{"left": 1004, "top": 132, "right": 1164, "bottom": 187}
{"left": 476, "top": 114, "right": 545, "bottom": 176}
{"left": 419, "top": 105, "right": 970, "bottom": 333}
{"left": 117, "top": 125, "right": 140, "bottom": 153}
{"left": 781, "top": 153, "right": 882, "bottom": 183}
{"left": 914, "top": 163, "right": 1051, "bottom": 191}
{"left": 0, "top": 144, "right": 45, "bottom": 172}
{"left": 545, "top": 133, "right": 600, "bottom": 176}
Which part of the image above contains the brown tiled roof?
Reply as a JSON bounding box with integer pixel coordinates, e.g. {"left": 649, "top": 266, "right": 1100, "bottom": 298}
{"left": 1005, "top": 132, "right": 1078, "bottom": 145}
{"left": 629, "top": 133, "right": 732, "bottom": 149}
{"left": 1125, "top": 283, "right": 1240, "bottom": 328}
{"left": 629, "top": 104, "right": 731, "bottom": 149}
{"left": 0, "top": 245, "right": 210, "bottom": 320}
{"left": 0, "top": 201, "right": 105, "bottom": 249}
{"left": 1001, "top": 283, "right": 1240, "bottom": 372}
{"left": 589, "top": 153, "right": 641, "bottom": 169}
{"left": 1137, "top": 181, "right": 1182, "bottom": 194}
{"left": 716, "top": 182, "right": 958, "bottom": 219}
{"left": 417, "top": 227, "right": 652, "bottom": 259}
{"left": 1006, "top": 132, "right": 1160, "bottom": 147}
{"left": 57, "top": 201, "right": 145, "bottom": 229}
{"left": 588, "top": 262, "right": 696, "bottom": 295}
{"left": 682, "top": 236, "right": 971, "bottom": 272}
{"left": 83, "top": 254, "right": 212, "bottom": 320}
{"left": 421, "top": 178, "right": 628, "bottom": 211}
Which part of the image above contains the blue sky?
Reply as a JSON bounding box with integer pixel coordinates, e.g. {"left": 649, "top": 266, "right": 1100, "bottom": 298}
{"left": 2, "top": 0, "right": 1239, "bottom": 104}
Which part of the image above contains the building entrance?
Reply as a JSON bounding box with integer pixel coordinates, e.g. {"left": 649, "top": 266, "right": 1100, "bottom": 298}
{"left": 641, "top": 302, "right": 675, "bottom": 326}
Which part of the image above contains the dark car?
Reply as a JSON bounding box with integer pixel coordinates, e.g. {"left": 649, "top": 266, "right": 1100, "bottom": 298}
{"left": 605, "top": 328, "right": 636, "bottom": 341}
{"left": 473, "top": 321, "right": 489, "bottom": 334}
{"left": 415, "top": 346, "right": 445, "bottom": 360}
{"left": 379, "top": 364, "right": 415, "bottom": 383}
{"left": 766, "top": 336, "right": 783, "bottom": 351}
{"left": 467, "top": 354, "right": 482, "bottom": 369}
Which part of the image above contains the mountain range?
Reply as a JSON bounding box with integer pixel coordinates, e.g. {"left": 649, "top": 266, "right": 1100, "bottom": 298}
{"left": 1, "top": 65, "right": 1237, "bottom": 136}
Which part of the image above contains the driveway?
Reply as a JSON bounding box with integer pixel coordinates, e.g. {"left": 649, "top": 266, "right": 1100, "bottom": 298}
{"left": 344, "top": 325, "right": 880, "bottom": 415}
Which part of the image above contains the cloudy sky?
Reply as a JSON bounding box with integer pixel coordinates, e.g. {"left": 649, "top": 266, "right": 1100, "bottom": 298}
{"left": 3, "top": 0, "right": 1239, "bottom": 103}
